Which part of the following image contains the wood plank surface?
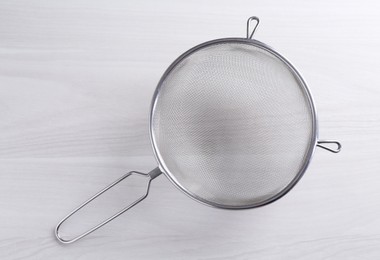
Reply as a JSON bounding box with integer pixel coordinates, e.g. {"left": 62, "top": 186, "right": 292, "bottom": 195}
{"left": 0, "top": 0, "right": 379, "bottom": 259}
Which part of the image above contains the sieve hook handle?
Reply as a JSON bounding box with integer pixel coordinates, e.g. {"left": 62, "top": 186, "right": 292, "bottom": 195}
{"left": 247, "top": 16, "right": 260, "bottom": 39}
{"left": 55, "top": 167, "right": 162, "bottom": 244}
{"left": 317, "top": 140, "right": 342, "bottom": 153}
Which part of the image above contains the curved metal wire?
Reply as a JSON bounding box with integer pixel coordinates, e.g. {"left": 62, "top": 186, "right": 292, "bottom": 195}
{"left": 247, "top": 16, "right": 260, "bottom": 39}
{"left": 317, "top": 140, "right": 342, "bottom": 153}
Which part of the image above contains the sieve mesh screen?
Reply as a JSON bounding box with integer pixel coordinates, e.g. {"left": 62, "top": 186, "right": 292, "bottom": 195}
{"left": 151, "top": 41, "right": 314, "bottom": 207}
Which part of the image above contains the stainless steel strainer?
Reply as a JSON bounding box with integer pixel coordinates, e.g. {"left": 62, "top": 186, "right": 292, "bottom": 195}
{"left": 55, "top": 16, "right": 341, "bottom": 244}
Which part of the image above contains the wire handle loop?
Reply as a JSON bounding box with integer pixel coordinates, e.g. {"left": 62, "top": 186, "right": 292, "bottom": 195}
{"left": 317, "top": 140, "right": 342, "bottom": 153}
{"left": 55, "top": 167, "right": 162, "bottom": 244}
{"left": 247, "top": 16, "right": 260, "bottom": 39}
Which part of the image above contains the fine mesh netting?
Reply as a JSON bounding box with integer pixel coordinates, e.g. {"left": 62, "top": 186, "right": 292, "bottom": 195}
{"left": 151, "top": 42, "right": 314, "bottom": 207}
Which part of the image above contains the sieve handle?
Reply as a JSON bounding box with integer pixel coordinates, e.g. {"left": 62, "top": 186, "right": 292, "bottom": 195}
{"left": 317, "top": 140, "right": 342, "bottom": 153}
{"left": 246, "top": 16, "right": 260, "bottom": 39}
{"left": 55, "top": 167, "right": 162, "bottom": 244}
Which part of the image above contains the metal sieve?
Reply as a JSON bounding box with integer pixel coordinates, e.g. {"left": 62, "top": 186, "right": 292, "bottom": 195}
{"left": 55, "top": 16, "right": 341, "bottom": 244}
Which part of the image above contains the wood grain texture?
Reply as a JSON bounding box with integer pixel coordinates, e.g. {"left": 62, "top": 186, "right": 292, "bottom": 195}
{"left": 1, "top": 0, "right": 380, "bottom": 259}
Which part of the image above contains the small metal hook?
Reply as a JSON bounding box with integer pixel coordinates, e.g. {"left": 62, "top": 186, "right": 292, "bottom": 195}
{"left": 317, "top": 140, "right": 342, "bottom": 153}
{"left": 246, "top": 16, "right": 260, "bottom": 39}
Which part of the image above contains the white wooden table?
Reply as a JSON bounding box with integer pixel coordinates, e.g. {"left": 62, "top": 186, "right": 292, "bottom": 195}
{"left": 1, "top": 0, "right": 379, "bottom": 259}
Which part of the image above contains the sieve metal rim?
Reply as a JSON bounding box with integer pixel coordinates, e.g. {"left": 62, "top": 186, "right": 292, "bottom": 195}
{"left": 149, "top": 37, "right": 319, "bottom": 209}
